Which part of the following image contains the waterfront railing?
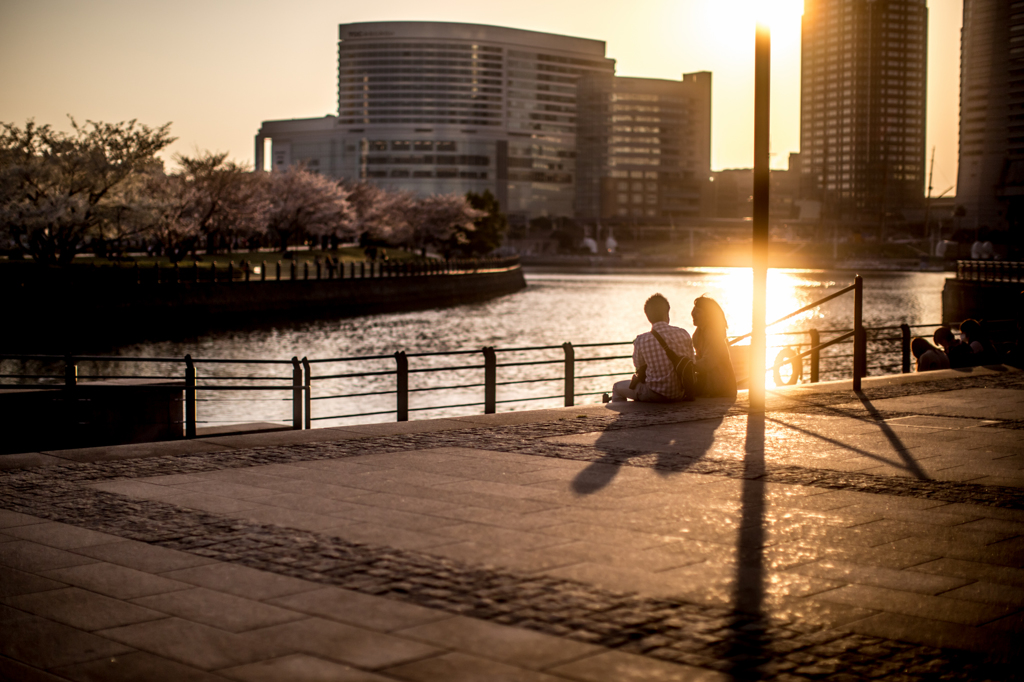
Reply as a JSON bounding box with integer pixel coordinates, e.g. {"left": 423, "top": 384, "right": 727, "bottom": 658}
{"left": 956, "top": 260, "right": 1024, "bottom": 283}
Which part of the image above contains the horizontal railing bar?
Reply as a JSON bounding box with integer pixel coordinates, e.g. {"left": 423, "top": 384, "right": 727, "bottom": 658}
{"left": 408, "top": 401, "right": 486, "bottom": 412}
{"left": 310, "top": 390, "right": 396, "bottom": 400}
{"left": 192, "top": 385, "right": 293, "bottom": 391}
{"left": 410, "top": 383, "right": 483, "bottom": 393}
{"left": 311, "top": 370, "right": 397, "bottom": 380}
{"left": 496, "top": 359, "right": 563, "bottom": 368}
{"left": 496, "top": 377, "right": 559, "bottom": 386}
{"left": 406, "top": 349, "right": 484, "bottom": 358}
{"left": 495, "top": 394, "right": 565, "bottom": 404}
{"left": 311, "top": 409, "right": 396, "bottom": 420}
{"left": 572, "top": 341, "right": 635, "bottom": 348}
{"left": 575, "top": 355, "right": 633, "bottom": 363}
{"left": 306, "top": 354, "right": 396, "bottom": 363}
{"left": 409, "top": 364, "right": 484, "bottom": 373}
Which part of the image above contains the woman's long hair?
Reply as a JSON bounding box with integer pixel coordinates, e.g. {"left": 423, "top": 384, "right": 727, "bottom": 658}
{"left": 694, "top": 295, "right": 728, "bottom": 341}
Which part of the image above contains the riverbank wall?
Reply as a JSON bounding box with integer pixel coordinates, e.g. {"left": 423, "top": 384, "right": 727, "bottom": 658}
{"left": 941, "top": 260, "right": 1023, "bottom": 323}
{"left": 5, "top": 259, "right": 526, "bottom": 351}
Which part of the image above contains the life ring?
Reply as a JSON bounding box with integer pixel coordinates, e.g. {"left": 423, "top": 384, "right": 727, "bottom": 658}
{"left": 773, "top": 347, "right": 802, "bottom": 386}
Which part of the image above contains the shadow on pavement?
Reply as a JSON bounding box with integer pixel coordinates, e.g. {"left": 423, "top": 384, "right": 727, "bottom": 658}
{"left": 570, "top": 400, "right": 732, "bottom": 494}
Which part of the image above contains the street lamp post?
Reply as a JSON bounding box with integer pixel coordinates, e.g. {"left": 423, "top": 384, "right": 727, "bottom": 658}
{"left": 750, "top": 23, "right": 771, "bottom": 411}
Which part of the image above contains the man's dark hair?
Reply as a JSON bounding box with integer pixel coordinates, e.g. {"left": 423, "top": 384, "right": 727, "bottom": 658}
{"left": 933, "top": 326, "right": 954, "bottom": 346}
{"left": 644, "top": 294, "right": 670, "bottom": 323}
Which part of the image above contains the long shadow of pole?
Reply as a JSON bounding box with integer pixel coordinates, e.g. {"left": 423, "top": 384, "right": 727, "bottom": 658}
{"left": 723, "top": 411, "right": 770, "bottom": 675}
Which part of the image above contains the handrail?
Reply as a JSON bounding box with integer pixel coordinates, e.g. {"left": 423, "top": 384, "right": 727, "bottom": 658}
{"left": 727, "top": 283, "right": 856, "bottom": 346}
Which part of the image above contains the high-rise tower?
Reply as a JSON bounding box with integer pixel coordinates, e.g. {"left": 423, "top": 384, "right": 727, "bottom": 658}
{"left": 799, "top": 0, "right": 928, "bottom": 223}
{"left": 957, "top": 0, "right": 1024, "bottom": 234}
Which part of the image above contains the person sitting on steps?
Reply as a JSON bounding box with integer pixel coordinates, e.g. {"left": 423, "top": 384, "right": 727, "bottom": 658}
{"left": 606, "top": 293, "right": 695, "bottom": 403}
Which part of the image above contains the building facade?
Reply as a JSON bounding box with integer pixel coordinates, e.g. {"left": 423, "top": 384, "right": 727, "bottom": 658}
{"left": 575, "top": 73, "right": 712, "bottom": 223}
{"left": 255, "top": 21, "right": 616, "bottom": 223}
{"left": 956, "top": 0, "right": 1024, "bottom": 234}
{"left": 799, "top": 0, "right": 928, "bottom": 221}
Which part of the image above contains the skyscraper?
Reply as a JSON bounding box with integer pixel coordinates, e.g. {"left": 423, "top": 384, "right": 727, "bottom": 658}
{"left": 957, "top": 0, "right": 1024, "bottom": 234}
{"left": 799, "top": 0, "right": 928, "bottom": 224}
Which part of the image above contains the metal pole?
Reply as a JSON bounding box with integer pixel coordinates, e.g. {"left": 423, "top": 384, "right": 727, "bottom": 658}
{"left": 395, "top": 351, "right": 409, "bottom": 421}
{"left": 64, "top": 353, "right": 77, "bottom": 388}
{"left": 809, "top": 329, "right": 820, "bottom": 383}
{"left": 750, "top": 21, "right": 771, "bottom": 412}
{"left": 291, "top": 357, "right": 302, "bottom": 430}
{"left": 184, "top": 354, "right": 196, "bottom": 438}
{"left": 302, "top": 357, "right": 312, "bottom": 430}
{"left": 900, "top": 323, "right": 911, "bottom": 374}
{"left": 483, "top": 347, "right": 497, "bottom": 414}
{"left": 853, "top": 274, "right": 865, "bottom": 390}
{"left": 562, "top": 342, "right": 575, "bottom": 407}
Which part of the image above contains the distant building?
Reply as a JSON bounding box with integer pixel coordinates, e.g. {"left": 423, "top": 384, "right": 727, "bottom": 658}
{"left": 799, "top": 0, "right": 928, "bottom": 221}
{"left": 255, "top": 21, "right": 615, "bottom": 224}
{"left": 956, "top": 0, "right": 1024, "bottom": 234}
{"left": 575, "top": 73, "right": 712, "bottom": 224}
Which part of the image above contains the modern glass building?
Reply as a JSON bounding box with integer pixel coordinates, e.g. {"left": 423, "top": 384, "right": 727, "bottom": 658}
{"left": 255, "top": 21, "right": 616, "bottom": 223}
{"left": 799, "top": 0, "right": 928, "bottom": 219}
{"left": 956, "top": 0, "right": 1024, "bottom": 233}
{"left": 575, "top": 73, "right": 712, "bottom": 223}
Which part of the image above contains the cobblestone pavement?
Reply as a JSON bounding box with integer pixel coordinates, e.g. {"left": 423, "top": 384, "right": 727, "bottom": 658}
{"left": 1, "top": 368, "right": 1023, "bottom": 680}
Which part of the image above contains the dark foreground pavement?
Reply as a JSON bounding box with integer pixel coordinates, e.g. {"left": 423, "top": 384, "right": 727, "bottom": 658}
{"left": 1, "top": 367, "right": 1023, "bottom": 681}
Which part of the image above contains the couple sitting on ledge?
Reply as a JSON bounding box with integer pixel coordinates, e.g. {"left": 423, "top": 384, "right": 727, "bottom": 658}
{"left": 604, "top": 293, "right": 737, "bottom": 404}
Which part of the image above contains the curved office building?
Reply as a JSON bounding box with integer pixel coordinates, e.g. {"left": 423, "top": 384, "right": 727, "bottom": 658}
{"left": 256, "top": 21, "right": 615, "bottom": 221}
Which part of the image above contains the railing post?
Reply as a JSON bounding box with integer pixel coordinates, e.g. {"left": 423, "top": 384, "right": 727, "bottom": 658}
{"left": 261, "top": 260, "right": 266, "bottom": 281}
{"left": 291, "top": 357, "right": 302, "bottom": 430}
{"left": 483, "top": 347, "right": 496, "bottom": 414}
{"left": 174, "top": 262, "right": 180, "bottom": 283}
{"left": 853, "top": 274, "right": 865, "bottom": 390}
{"left": 276, "top": 261, "right": 281, "bottom": 280}
{"left": 301, "top": 357, "right": 311, "bottom": 430}
{"left": 290, "top": 261, "right": 296, "bottom": 280}
{"left": 64, "top": 353, "right": 77, "bottom": 388}
{"left": 304, "top": 262, "right": 309, "bottom": 280}
{"left": 211, "top": 260, "right": 217, "bottom": 282}
{"left": 395, "top": 351, "right": 409, "bottom": 421}
{"left": 184, "top": 354, "right": 196, "bottom": 438}
{"left": 244, "top": 260, "right": 250, "bottom": 282}
{"left": 228, "top": 260, "right": 234, "bottom": 282}
{"left": 809, "top": 329, "right": 819, "bottom": 383}
{"left": 900, "top": 323, "right": 911, "bottom": 374}
{"left": 562, "top": 342, "right": 575, "bottom": 406}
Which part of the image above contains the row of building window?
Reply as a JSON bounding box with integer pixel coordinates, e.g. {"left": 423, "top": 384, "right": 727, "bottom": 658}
{"left": 364, "top": 169, "right": 489, "bottom": 179}
{"left": 338, "top": 117, "right": 501, "bottom": 126}
{"left": 364, "top": 154, "right": 490, "bottom": 166}
{"left": 342, "top": 42, "right": 503, "bottom": 53}
{"left": 368, "top": 140, "right": 459, "bottom": 152}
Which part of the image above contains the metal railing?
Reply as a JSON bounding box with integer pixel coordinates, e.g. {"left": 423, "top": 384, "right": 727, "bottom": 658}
{"left": 956, "top": 259, "right": 1024, "bottom": 283}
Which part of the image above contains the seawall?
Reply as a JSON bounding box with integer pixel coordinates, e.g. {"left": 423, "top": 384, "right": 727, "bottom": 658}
{"left": 6, "top": 262, "right": 526, "bottom": 350}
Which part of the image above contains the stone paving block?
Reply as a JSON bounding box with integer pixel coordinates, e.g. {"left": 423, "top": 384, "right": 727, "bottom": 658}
{"left": 98, "top": 617, "right": 290, "bottom": 670}
{"left": 429, "top": 505, "right": 564, "bottom": 531}
{"left": 937, "top": 581, "right": 1024, "bottom": 608}
{"left": 0, "top": 453, "right": 69, "bottom": 470}
{"left": 331, "top": 418, "right": 473, "bottom": 436}
{"left": 1, "top": 522, "right": 125, "bottom": 549}
{"left": 423, "top": 540, "right": 587, "bottom": 574}
{"left": 40, "top": 562, "right": 190, "bottom": 600}
{"left": 267, "top": 587, "right": 449, "bottom": 632}
{"left": 0, "top": 540, "right": 98, "bottom": 573}
{"left": 3, "top": 586, "right": 166, "bottom": 631}
{"left": 71, "top": 540, "right": 217, "bottom": 573}
{"left": 171, "top": 480, "right": 279, "bottom": 501}
{"left": 0, "top": 610, "right": 133, "bottom": 670}
{"left": 433, "top": 522, "right": 576, "bottom": 553}
{"left": 149, "top": 491, "right": 264, "bottom": 514}
{"left": 813, "top": 583, "right": 1019, "bottom": 625}
{"left": 772, "top": 596, "right": 879, "bottom": 628}
{"left": 160, "top": 563, "right": 321, "bottom": 601}
{"left": 548, "top": 649, "right": 731, "bottom": 682}
{"left": 842, "top": 612, "right": 1017, "bottom": 656}
{"left": 908, "top": 557, "right": 1024, "bottom": 587}
{"left": 50, "top": 650, "right": 225, "bottom": 681}
{"left": 337, "top": 491, "right": 460, "bottom": 516}
{"left": 957, "top": 517, "right": 1024, "bottom": 536}
{"left": 233, "top": 477, "right": 373, "bottom": 500}
{"left": 219, "top": 652, "right": 394, "bottom": 682}
{"left": 394, "top": 615, "right": 602, "bottom": 669}
{"left": 932, "top": 503, "right": 1024, "bottom": 523}
{"left": 236, "top": 505, "right": 346, "bottom": 532}
{"left": 245, "top": 617, "right": 439, "bottom": 670}
{"left": 0, "top": 511, "right": 47, "bottom": 529}
{"left": 787, "top": 559, "right": 970, "bottom": 594}
{"left": 0, "top": 655, "right": 70, "bottom": 682}
{"left": 87, "top": 479, "right": 191, "bottom": 500}
{"left": 382, "top": 651, "right": 569, "bottom": 682}
{"left": 258, "top": 492, "right": 375, "bottom": 516}
{"left": 0, "top": 565, "right": 66, "bottom": 597}
{"left": 201, "top": 429, "right": 363, "bottom": 449}
{"left": 535, "top": 522, "right": 668, "bottom": 550}
{"left": 132, "top": 587, "right": 307, "bottom": 633}
{"left": 323, "top": 521, "right": 461, "bottom": 552}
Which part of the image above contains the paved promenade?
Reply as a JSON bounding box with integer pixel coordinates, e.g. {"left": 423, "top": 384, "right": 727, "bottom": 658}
{"left": 1, "top": 367, "right": 1023, "bottom": 681}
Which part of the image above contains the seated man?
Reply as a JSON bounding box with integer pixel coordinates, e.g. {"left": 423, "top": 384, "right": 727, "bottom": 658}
{"left": 933, "top": 326, "right": 972, "bottom": 368}
{"left": 608, "top": 293, "right": 695, "bottom": 402}
{"left": 912, "top": 337, "right": 950, "bottom": 372}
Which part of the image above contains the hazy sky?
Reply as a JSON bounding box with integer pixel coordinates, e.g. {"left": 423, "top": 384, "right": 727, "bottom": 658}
{"left": 0, "top": 0, "right": 961, "bottom": 195}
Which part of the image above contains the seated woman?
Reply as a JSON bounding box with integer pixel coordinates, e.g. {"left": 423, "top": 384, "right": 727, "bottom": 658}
{"left": 911, "top": 337, "right": 950, "bottom": 372}
{"left": 691, "top": 296, "right": 737, "bottom": 399}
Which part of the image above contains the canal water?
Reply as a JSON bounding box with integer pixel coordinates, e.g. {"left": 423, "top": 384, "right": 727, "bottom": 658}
{"left": 20, "top": 268, "right": 950, "bottom": 427}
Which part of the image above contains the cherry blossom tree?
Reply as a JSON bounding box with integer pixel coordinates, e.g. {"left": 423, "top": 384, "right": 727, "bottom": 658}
{"left": 404, "top": 194, "right": 485, "bottom": 256}
{"left": 174, "top": 152, "right": 266, "bottom": 254}
{"left": 263, "top": 165, "right": 353, "bottom": 251}
{"left": 0, "top": 118, "right": 174, "bottom": 265}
